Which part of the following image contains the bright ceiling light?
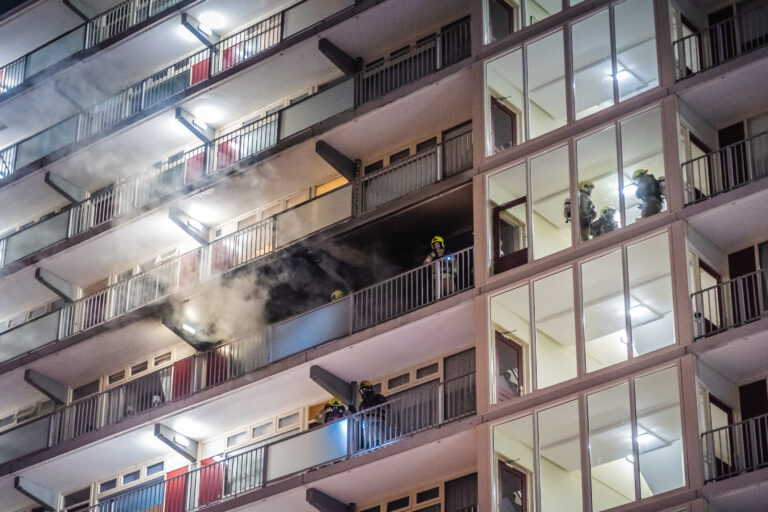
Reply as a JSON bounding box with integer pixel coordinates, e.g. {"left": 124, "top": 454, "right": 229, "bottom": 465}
{"left": 177, "top": 25, "right": 198, "bottom": 42}
{"left": 629, "top": 304, "right": 653, "bottom": 320}
{"left": 625, "top": 454, "right": 635, "bottom": 464}
{"left": 197, "top": 23, "right": 213, "bottom": 36}
{"left": 192, "top": 117, "right": 208, "bottom": 131}
{"left": 174, "top": 434, "right": 190, "bottom": 447}
{"left": 182, "top": 323, "right": 196, "bottom": 334}
{"left": 616, "top": 69, "right": 632, "bottom": 81}
{"left": 192, "top": 104, "right": 224, "bottom": 125}
{"left": 186, "top": 218, "right": 204, "bottom": 231}
{"left": 197, "top": 11, "right": 227, "bottom": 30}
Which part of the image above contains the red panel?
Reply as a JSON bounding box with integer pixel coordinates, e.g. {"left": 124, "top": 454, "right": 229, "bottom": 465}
{"left": 190, "top": 59, "right": 210, "bottom": 86}
{"left": 164, "top": 466, "right": 189, "bottom": 512}
{"left": 211, "top": 241, "right": 232, "bottom": 274}
{"left": 172, "top": 358, "right": 193, "bottom": 400}
{"left": 184, "top": 152, "right": 205, "bottom": 185}
{"left": 198, "top": 457, "right": 223, "bottom": 505}
{"left": 205, "top": 350, "right": 229, "bottom": 388}
{"left": 178, "top": 251, "right": 200, "bottom": 289}
{"left": 0, "top": 68, "right": 5, "bottom": 87}
{"left": 221, "top": 41, "right": 244, "bottom": 71}
{"left": 216, "top": 139, "right": 238, "bottom": 170}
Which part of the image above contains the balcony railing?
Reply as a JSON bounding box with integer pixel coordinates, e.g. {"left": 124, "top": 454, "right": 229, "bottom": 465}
{"left": 361, "top": 128, "right": 472, "bottom": 211}
{"left": 0, "top": 11, "right": 470, "bottom": 183}
{"left": 691, "top": 268, "right": 768, "bottom": 339}
{"left": 673, "top": 4, "right": 768, "bottom": 80}
{"left": 271, "top": 246, "right": 475, "bottom": 360}
{"left": 0, "top": 336, "right": 267, "bottom": 464}
{"left": 0, "top": 0, "right": 189, "bottom": 97}
{"left": 702, "top": 411, "right": 768, "bottom": 482}
{"left": 0, "top": 0, "right": 357, "bottom": 178}
{"left": 683, "top": 130, "right": 768, "bottom": 205}
{"left": 80, "top": 373, "right": 475, "bottom": 512}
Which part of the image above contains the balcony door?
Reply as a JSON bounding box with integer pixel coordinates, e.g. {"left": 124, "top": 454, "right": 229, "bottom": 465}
{"left": 491, "top": 97, "right": 517, "bottom": 152}
{"left": 498, "top": 461, "right": 527, "bottom": 512}
{"left": 492, "top": 197, "right": 528, "bottom": 274}
{"left": 697, "top": 259, "right": 723, "bottom": 335}
{"left": 495, "top": 331, "right": 523, "bottom": 401}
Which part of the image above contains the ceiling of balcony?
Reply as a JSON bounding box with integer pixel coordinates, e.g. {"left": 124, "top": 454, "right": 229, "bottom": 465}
{"left": 698, "top": 323, "right": 768, "bottom": 385}
{"left": 0, "top": 170, "right": 66, "bottom": 234}
{"left": 687, "top": 186, "right": 768, "bottom": 252}
{"left": 0, "top": 320, "right": 193, "bottom": 417}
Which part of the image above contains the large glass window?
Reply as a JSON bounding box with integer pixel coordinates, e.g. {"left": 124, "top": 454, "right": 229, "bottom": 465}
{"left": 534, "top": 269, "right": 577, "bottom": 388}
{"left": 486, "top": 49, "right": 524, "bottom": 154}
{"left": 576, "top": 125, "right": 620, "bottom": 241}
{"left": 572, "top": 11, "right": 614, "bottom": 120}
{"left": 538, "top": 400, "right": 583, "bottom": 511}
{"left": 527, "top": 31, "right": 567, "bottom": 139}
{"left": 582, "top": 249, "right": 628, "bottom": 372}
{"left": 484, "top": 0, "right": 562, "bottom": 45}
{"left": 614, "top": 0, "right": 658, "bottom": 101}
{"left": 621, "top": 108, "right": 666, "bottom": 225}
{"left": 494, "top": 415, "right": 534, "bottom": 512}
{"left": 531, "top": 146, "right": 571, "bottom": 258}
{"left": 491, "top": 285, "right": 532, "bottom": 401}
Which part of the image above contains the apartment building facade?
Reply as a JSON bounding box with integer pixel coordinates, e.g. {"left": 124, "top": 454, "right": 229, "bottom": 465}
{"left": 0, "top": 0, "right": 765, "bottom": 510}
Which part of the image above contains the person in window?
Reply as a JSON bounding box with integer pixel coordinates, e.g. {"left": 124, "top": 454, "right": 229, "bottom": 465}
{"left": 632, "top": 169, "right": 665, "bottom": 218}
{"left": 590, "top": 206, "right": 619, "bottom": 238}
{"left": 424, "top": 236, "right": 457, "bottom": 297}
{"left": 357, "top": 380, "right": 387, "bottom": 449}
{"left": 577, "top": 181, "right": 597, "bottom": 241}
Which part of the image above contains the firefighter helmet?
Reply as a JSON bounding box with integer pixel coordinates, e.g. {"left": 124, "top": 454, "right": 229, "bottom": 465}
{"left": 578, "top": 180, "right": 595, "bottom": 192}
{"left": 632, "top": 169, "right": 648, "bottom": 181}
{"left": 430, "top": 236, "right": 445, "bottom": 248}
{"left": 330, "top": 289, "right": 344, "bottom": 301}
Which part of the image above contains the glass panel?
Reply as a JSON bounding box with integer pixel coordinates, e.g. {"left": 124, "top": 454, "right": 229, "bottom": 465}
{"left": 614, "top": 0, "right": 658, "bottom": 101}
{"left": 488, "top": 0, "right": 519, "bottom": 42}
{"left": 531, "top": 146, "right": 571, "bottom": 258}
{"left": 146, "top": 462, "right": 164, "bottom": 476}
{"left": 494, "top": 415, "right": 533, "bottom": 512}
{"left": 621, "top": 107, "right": 665, "bottom": 225}
{"left": 627, "top": 233, "right": 675, "bottom": 355}
{"left": 539, "top": 400, "right": 583, "bottom": 511}
{"left": 572, "top": 10, "right": 614, "bottom": 120}
{"left": 486, "top": 49, "right": 525, "bottom": 155}
{"left": 588, "top": 382, "right": 634, "bottom": 511}
{"left": 534, "top": 268, "right": 577, "bottom": 388}
{"left": 577, "top": 126, "right": 620, "bottom": 241}
{"left": 527, "top": 30, "right": 567, "bottom": 139}
{"left": 635, "top": 367, "right": 684, "bottom": 497}
{"left": 491, "top": 285, "right": 532, "bottom": 402}
{"left": 582, "top": 250, "right": 628, "bottom": 372}
{"left": 123, "top": 470, "right": 140, "bottom": 484}
{"left": 526, "top": 0, "right": 561, "bottom": 26}
{"left": 489, "top": 163, "right": 528, "bottom": 274}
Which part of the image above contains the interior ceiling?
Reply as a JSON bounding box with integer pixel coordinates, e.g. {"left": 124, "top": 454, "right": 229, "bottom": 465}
{"left": 230, "top": 428, "right": 477, "bottom": 512}
{"left": 688, "top": 187, "right": 768, "bottom": 251}
{"left": 324, "top": 0, "right": 469, "bottom": 62}
{"left": 0, "top": 320, "right": 192, "bottom": 417}
{"left": 2, "top": 299, "right": 474, "bottom": 496}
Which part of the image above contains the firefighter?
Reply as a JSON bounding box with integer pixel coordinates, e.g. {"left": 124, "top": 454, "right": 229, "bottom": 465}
{"left": 590, "top": 205, "right": 619, "bottom": 238}
{"left": 576, "top": 181, "right": 597, "bottom": 241}
{"left": 330, "top": 289, "right": 345, "bottom": 302}
{"left": 358, "top": 380, "right": 387, "bottom": 449}
{"left": 424, "top": 236, "right": 457, "bottom": 297}
{"left": 322, "top": 398, "right": 347, "bottom": 423}
{"left": 632, "top": 169, "right": 664, "bottom": 218}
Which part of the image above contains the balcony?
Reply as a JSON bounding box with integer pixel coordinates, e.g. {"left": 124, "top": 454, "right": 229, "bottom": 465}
{"left": 0, "top": 11, "right": 470, "bottom": 184}
{"left": 701, "top": 411, "right": 768, "bottom": 483}
{"left": 683, "top": 130, "right": 768, "bottom": 205}
{"left": 71, "top": 372, "right": 475, "bottom": 512}
{"left": 673, "top": 2, "right": 768, "bottom": 81}
{"left": 691, "top": 268, "right": 768, "bottom": 340}
{"left": 0, "top": 0, "right": 191, "bottom": 97}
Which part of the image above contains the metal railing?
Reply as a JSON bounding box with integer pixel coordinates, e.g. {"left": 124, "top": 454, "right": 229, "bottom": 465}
{"left": 357, "top": 17, "right": 470, "bottom": 104}
{"left": 0, "top": 58, "right": 25, "bottom": 94}
{"left": 683, "top": 130, "right": 768, "bottom": 205}
{"left": 0, "top": 0, "right": 355, "bottom": 179}
{"left": 360, "top": 130, "right": 472, "bottom": 211}
{"left": 208, "top": 217, "right": 276, "bottom": 276}
{"left": 691, "top": 268, "right": 768, "bottom": 339}
{"left": 0, "top": 336, "right": 267, "bottom": 463}
{"left": 351, "top": 246, "right": 474, "bottom": 331}
{"left": 82, "top": 373, "right": 475, "bottom": 512}
{"left": 702, "top": 411, "right": 768, "bottom": 482}
{"left": 673, "top": 4, "right": 768, "bottom": 80}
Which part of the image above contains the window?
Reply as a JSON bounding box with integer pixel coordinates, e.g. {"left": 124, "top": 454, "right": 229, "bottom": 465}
{"left": 387, "top": 497, "right": 409, "bottom": 511}
{"left": 486, "top": 48, "right": 523, "bottom": 155}
{"left": 491, "top": 163, "right": 528, "bottom": 274}
{"left": 416, "top": 137, "right": 437, "bottom": 153}
{"left": 108, "top": 370, "right": 126, "bottom": 385}
{"left": 131, "top": 361, "right": 148, "bottom": 375}
{"left": 572, "top": 11, "right": 613, "bottom": 120}
{"left": 496, "top": 332, "right": 524, "bottom": 399}
{"left": 154, "top": 352, "right": 172, "bottom": 366}
{"left": 491, "top": 285, "right": 531, "bottom": 403}
{"left": 531, "top": 146, "right": 571, "bottom": 258}
{"left": 620, "top": 108, "right": 665, "bottom": 225}
{"left": 416, "top": 363, "right": 439, "bottom": 379}
{"left": 146, "top": 461, "right": 164, "bottom": 476}
{"left": 99, "top": 479, "right": 117, "bottom": 493}
{"left": 123, "top": 470, "right": 140, "bottom": 485}
{"left": 527, "top": 31, "right": 566, "bottom": 138}
{"left": 227, "top": 431, "right": 248, "bottom": 448}
{"left": 534, "top": 269, "right": 577, "bottom": 388}
{"left": 277, "top": 412, "right": 299, "bottom": 430}
{"left": 614, "top": 0, "right": 658, "bottom": 100}
{"left": 252, "top": 422, "right": 272, "bottom": 439}
{"left": 388, "top": 373, "right": 410, "bottom": 389}
{"left": 539, "top": 400, "right": 582, "bottom": 511}
{"left": 488, "top": 0, "right": 518, "bottom": 42}
{"left": 494, "top": 415, "right": 533, "bottom": 511}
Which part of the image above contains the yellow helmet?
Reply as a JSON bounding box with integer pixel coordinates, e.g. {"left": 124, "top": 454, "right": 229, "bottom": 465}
{"left": 601, "top": 205, "right": 616, "bottom": 217}
{"left": 330, "top": 290, "right": 344, "bottom": 301}
{"left": 360, "top": 380, "right": 373, "bottom": 389}
{"left": 430, "top": 236, "right": 445, "bottom": 248}
{"left": 632, "top": 169, "right": 648, "bottom": 180}
{"left": 327, "top": 398, "right": 343, "bottom": 407}
{"left": 578, "top": 180, "right": 595, "bottom": 191}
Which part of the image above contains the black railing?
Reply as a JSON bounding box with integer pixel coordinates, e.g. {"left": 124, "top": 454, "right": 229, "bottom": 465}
{"left": 702, "top": 411, "right": 768, "bottom": 482}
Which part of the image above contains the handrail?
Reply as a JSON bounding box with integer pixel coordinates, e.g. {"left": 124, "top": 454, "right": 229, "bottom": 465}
{"left": 691, "top": 267, "right": 768, "bottom": 339}
{"left": 683, "top": 130, "right": 768, "bottom": 205}
{"left": 80, "top": 372, "right": 475, "bottom": 512}
{"left": 701, "top": 410, "right": 768, "bottom": 482}
{"left": 672, "top": 4, "right": 768, "bottom": 80}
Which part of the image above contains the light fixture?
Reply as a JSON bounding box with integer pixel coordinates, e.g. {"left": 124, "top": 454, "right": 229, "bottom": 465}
{"left": 629, "top": 304, "right": 653, "bottom": 320}
{"left": 636, "top": 432, "right": 652, "bottom": 444}
{"left": 625, "top": 454, "right": 635, "bottom": 463}
{"left": 182, "top": 323, "right": 196, "bottom": 335}
{"left": 186, "top": 218, "right": 204, "bottom": 231}
{"left": 174, "top": 434, "right": 190, "bottom": 447}
{"left": 177, "top": 25, "right": 198, "bottom": 42}
{"left": 191, "top": 118, "right": 208, "bottom": 131}
{"left": 615, "top": 69, "right": 632, "bottom": 81}
{"left": 197, "top": 23, "right": 212, "bottom": 36}
{"left": 197, "top": 11, "right": 226, "bottom": 30}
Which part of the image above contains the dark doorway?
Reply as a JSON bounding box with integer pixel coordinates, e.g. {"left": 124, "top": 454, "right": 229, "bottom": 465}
{"left": 708, "top": 6, "right": 738, "bottom": 66}
{"left": 718, "top": 122, "right": 748, "bottom": 190}
{"left": 738, "top": 379, "right": 768, "bottom": 471}
{"left": 728, "top": 246, "right": 759, "bottom": 325}
{"left": 493, "top": 197, "right": 528, "bottom": 274}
